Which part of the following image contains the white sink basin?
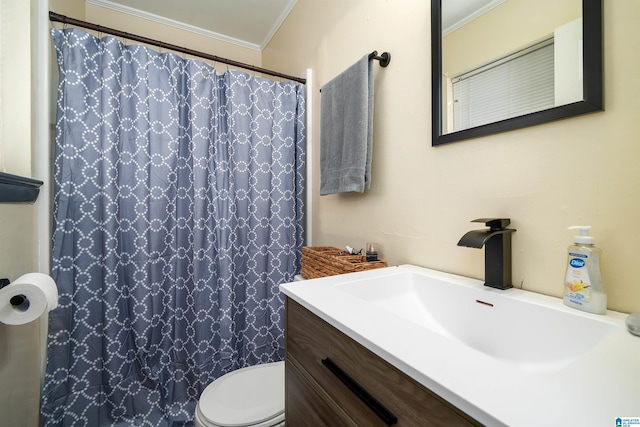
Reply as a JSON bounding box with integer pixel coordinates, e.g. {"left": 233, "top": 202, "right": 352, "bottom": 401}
{"left": 337, "top": 271, "right": 615, "bottom": 369}
{"left": 280, "top": 264, "right": 640, "bottom": 427}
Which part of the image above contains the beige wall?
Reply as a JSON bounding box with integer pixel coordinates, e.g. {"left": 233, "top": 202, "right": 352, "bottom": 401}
{"left": 0, "top": 1, "right": 43, "bottom": 426}
{"left": 264, "top": 0, "right": 640, "bottom": 313}
{"left": 0, "top": 0, "right": 37, "bottom": 281}
{"left": 0, "top": 320, "right": 41, "bottom": 427}
{"left": 50, "top": 0, "right": 85, "bottom": 19}
{"left": 0, "top": 0, "right": 32, "bottom": 177}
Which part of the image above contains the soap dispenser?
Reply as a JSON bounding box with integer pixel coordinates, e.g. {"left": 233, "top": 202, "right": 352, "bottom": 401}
{"left": 563, "top": 226, "right": 607, "bottom": 314}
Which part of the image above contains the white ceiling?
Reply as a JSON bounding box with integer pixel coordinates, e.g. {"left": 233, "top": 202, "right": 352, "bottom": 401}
{"left": 86, "top": 0, "right": 298, "bottom": 51}
{"left": 87, "top": 0, "right": 502, "bottom": 50}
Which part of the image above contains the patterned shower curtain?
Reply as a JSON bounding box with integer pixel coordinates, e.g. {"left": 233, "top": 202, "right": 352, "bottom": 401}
{"left": 41, "top": 28, "right": 305, "bottom": 426}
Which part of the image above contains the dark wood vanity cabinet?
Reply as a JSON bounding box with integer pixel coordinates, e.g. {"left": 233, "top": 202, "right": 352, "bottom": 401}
{"left": 284, "top": 298, "right": 482, "bottom": 426}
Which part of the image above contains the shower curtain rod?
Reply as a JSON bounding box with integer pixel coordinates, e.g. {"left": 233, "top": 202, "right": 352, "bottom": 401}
{"left": 49, "top": 11, "right": 306, "bottom": 84}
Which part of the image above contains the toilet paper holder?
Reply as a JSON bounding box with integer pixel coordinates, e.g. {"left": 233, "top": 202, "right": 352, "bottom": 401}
{"left": 0, "top": 278, "right": 29, "bottom": 310}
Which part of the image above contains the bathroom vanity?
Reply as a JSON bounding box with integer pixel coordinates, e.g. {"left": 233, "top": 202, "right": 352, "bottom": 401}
{"left": 280, "top": 265, "right": 640, "bottom": 426}
{"left": 285, "top": 297, "right": 480, "bottom": 426}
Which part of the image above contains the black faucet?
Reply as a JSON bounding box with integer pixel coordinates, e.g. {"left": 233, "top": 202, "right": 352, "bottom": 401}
{"left": 457, "top": 218, "right": 516, "bottom": 290}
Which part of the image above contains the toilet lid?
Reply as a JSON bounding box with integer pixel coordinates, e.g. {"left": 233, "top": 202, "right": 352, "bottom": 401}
{"left": 199, "top": 361, "right": 285, "bottom": 427}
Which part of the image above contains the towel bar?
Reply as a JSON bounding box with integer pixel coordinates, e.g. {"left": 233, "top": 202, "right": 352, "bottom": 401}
{"left": 368, "top": 51, "right": 391, "bottom": 67}
{"left": 319, "top": 51, "right": 391, "bottom": 93}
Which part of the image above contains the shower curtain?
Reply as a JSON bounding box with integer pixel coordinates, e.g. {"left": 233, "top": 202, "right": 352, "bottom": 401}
{"left": 41, "top": 28, "right": 305, "bottom": 426}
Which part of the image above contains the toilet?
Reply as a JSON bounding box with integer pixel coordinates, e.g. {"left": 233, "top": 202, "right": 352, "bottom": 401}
{"left": 195, "top": 275, "right": 304, "bottom": 426}
{"left": 194, "top": 361, "right": 285, "bottom": 427}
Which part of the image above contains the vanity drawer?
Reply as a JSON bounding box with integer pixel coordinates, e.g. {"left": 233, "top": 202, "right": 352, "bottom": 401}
{"left": 285, "top": 298, "right": 481, "bottom": 427}
{"left": 285, "top": 357, "right": 358, "bottom": 426}
{"left": 286, "top": 351, "right": 391, "bottom": 427}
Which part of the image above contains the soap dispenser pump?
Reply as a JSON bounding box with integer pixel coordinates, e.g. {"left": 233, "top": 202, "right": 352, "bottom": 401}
{"left": 563, "top": 226, "right": 607, "bottom": 314}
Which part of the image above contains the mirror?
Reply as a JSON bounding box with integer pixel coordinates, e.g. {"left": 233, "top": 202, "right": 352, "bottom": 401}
{"left": 431, "top": 0, "right": 602, "bottom": 146}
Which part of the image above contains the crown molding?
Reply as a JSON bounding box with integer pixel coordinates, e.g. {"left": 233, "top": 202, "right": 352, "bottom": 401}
{"left": 86, "top": 0, "right": 262, "bottom": 51}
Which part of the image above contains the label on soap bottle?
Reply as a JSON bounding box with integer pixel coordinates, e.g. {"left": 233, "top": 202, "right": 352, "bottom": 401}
{"left": 565, "top": 252, "right": 592, "bottom": 302}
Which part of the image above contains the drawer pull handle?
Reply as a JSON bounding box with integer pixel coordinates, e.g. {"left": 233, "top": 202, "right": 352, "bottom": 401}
{"left": 322, "top": 357, "right": 398, "bottom": 426}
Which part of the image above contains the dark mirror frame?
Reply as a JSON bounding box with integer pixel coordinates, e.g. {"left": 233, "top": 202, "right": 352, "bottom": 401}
{"left": 431, "top": 0, "right": 603, "bottom": 146}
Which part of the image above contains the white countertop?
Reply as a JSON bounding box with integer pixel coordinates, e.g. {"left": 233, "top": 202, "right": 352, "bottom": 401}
{"left": 280, "top": 265, "right": 640, "bottom": 426}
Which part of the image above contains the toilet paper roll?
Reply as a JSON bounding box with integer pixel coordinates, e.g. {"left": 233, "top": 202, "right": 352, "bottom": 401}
{"left": 12, "top": 273, "right": 58, "bottom": 310}
{"left": 0, "top": 273, "right": 59, "bottom": 325}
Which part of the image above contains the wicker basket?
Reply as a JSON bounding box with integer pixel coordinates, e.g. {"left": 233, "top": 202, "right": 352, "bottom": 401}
{"left": 301, "top": 246, "right": 387, "bottom": 279}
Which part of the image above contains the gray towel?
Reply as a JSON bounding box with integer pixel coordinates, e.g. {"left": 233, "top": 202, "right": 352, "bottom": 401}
{"left": 320, "top": 55, "right": 373, "bottom": 195}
